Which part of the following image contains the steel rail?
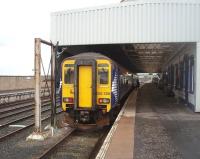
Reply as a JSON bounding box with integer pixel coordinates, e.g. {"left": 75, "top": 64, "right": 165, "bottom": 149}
{"left": 0, "top": 101, "right": 51, "bottom": 120}
{"left": 34, "top": 127, "right": 109, "bottom": 159}
{"left": 0, "top": 98, "right": 51, "bottom": 115}
{"left": 0, "top": 98, "right": 35, "bottom": 109}
{"left": 0, "top": 98, "right": 60, "bottom": 120}
{"left": 0, "top": 105, "right": 60, "bottom": 129}
{"left": 0, "top": 108, "right": 50, "bottom": 129}
{"left": 0, "top": 111, "right": 63, "bottom": 142}
{"left": 35, "top": 127, "right": 75, "bottom": 159}
{"left": 0, "top": 96, "right": 50, "bottom": 110}
{"left": 88, "top": 128, "right": 110, "bottom": 159}
{"left": 30, "top": 88, "right": 134, "bottom": 159}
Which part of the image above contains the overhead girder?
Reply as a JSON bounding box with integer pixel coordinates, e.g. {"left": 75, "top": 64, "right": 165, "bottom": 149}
{"left": 122, "top": 43, "right": 187, "bottom": 73}
{"left": 126, "top": 49, "right": 172, "bottom": 53}
{"left": 127, "top": 52, "right": 170, "bottom": 56}
{"left": 130, "top": 56, "right": 163, "bottom": 59}
{"left": 58, "top": 43, "right": 187, "bottom": 74}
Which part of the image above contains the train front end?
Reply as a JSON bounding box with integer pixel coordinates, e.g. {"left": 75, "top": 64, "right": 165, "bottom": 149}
{"left": 61, "top": 55, "right": 114, "bottom": 126}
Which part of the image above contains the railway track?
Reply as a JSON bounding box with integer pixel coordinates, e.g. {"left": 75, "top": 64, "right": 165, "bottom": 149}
{"left": 0, "top": 95, "right": 60, "bottom": 122}
{"left": 0, "top": 95, "right": 61, "bottom": 141}
{"left": 0, "top": 99, "right": 51, "bottom": 119}
{"left": 0, "top": 96, "right": 60, "bottom": 119}
{"left": 33, "top": 88, "right": 133, "bottom": 159}
{"left": 0, "top": 105, "right": 54, "bottom": 129}
{"left": 0, "top": 94, "right": 50, "bottom": 108}
{"left": 0, "top": 96, "right": 52, "bottom": 113}
{"left": 0, "top": 89, "right": 133, "bottom": 159}
{"left": 0, "top": 109, "right": 63, "bottom": 142}
{"left": 35, "top": 127, "right": 75, "bottom": 159}
{"left": 34, "top": 127, "right": 109, "bottom": 159}
{"left": 88, "top": 129, "right": 110, "bottom": 159}
{"left": 0, "top": 105, "right": 62, "bottom": 137}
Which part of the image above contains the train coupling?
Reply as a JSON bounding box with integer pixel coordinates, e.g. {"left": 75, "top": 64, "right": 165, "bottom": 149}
{"left": 80, "top": 111, "right": 90, "bottom": 123}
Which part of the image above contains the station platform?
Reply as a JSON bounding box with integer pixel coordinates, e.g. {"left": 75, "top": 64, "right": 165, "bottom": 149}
{"left": 134, "top": 84, "right": 200, "bottom": 159}
{"left": 105, "top": 90, "right": 136, "bottom": 159}
{"left": 96, "top": 89, "right": 137, "bottom": 159}
{"left": 97, "top": 83, "right": 200, "bottom": 159}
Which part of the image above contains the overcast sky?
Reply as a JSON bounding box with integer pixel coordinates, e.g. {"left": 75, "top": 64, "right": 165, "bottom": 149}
{"left": 0, "top": 0, "right": 120, "bottom": 75}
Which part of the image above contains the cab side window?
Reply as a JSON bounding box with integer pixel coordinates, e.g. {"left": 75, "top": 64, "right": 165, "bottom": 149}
{"left": 98, "top": 63, "right": 109, "bottom": 85}
{"left": 64, "top": 67, "right": 74, "bottom": 84}
{"left": 98, "top": 68, "right": 108, "bottom": 84}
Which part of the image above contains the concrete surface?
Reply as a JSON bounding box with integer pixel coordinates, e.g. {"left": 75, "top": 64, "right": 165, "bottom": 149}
{"left": 134, "top": 83, "right": 200, "bottom": 159}
{"left": 105, "top": 90, "right": 137, "bottom": 159}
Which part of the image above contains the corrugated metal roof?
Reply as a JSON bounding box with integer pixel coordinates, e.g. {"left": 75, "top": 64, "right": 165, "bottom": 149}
{"left": 51, "top": 0, "right": 200, "bottom": 45}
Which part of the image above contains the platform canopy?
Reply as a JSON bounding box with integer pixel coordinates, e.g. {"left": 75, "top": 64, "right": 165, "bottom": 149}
{"left": 51, "top": 0, "right": 200, "bottom": 72}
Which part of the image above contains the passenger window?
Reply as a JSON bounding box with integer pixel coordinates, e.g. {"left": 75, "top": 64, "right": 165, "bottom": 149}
{"left": 98, "top": 68, "right": 108, "bottom": 84}
{"left": 64, "top": 68, "right": 74, "bottom": 84}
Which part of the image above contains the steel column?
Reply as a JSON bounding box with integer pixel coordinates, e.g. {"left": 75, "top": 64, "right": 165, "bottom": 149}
{"left": 195, "top": 42, "right": 200, "bottom": 112}
{"left": 34, "top": 38, "right": 41, "bottom": 132}
{"left": 51, "top": 45, "right": 56, "bottom": 127}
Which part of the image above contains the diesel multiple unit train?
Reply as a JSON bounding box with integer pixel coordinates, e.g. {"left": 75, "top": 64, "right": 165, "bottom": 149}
{"left": 61, "top": 53, "right": 135, "bottom": 126}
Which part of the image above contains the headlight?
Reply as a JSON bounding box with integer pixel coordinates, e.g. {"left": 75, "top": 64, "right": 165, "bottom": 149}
{"left": 98, "top": 98, "right": 110, "bottom": 104}
{"left": 63, "top": 97, "right": 74, "bottom": 103}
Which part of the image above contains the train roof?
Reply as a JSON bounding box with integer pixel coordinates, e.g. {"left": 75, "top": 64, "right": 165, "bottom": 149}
{"left": 63, "top": 52, "right": 129, "bottom": 72}
{"left": 64, "top": 52, "right": 112, "bottom": 61}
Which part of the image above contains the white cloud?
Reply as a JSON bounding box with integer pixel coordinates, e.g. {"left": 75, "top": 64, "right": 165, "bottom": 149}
{"left": 0, "top": 0, "right": 120, "bottom": 75}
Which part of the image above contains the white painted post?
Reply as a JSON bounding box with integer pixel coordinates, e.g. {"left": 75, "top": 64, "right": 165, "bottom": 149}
{"left": 35, "top": 38, "right": 42, "bottom": 132}
{"left": 195, "top": 42, "right": 200, "bottom": 112}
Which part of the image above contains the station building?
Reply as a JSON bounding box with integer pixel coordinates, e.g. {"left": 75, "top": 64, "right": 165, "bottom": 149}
{"left": 50, "top": 0, "right": 200, "bottom": 112}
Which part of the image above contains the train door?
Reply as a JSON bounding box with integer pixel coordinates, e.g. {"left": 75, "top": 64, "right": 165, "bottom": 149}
{"left": 74, "top": 59, "right": 96, "bottom": 110}
{"left": 78, "top": 66, "right": 92, "bottom": 108}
